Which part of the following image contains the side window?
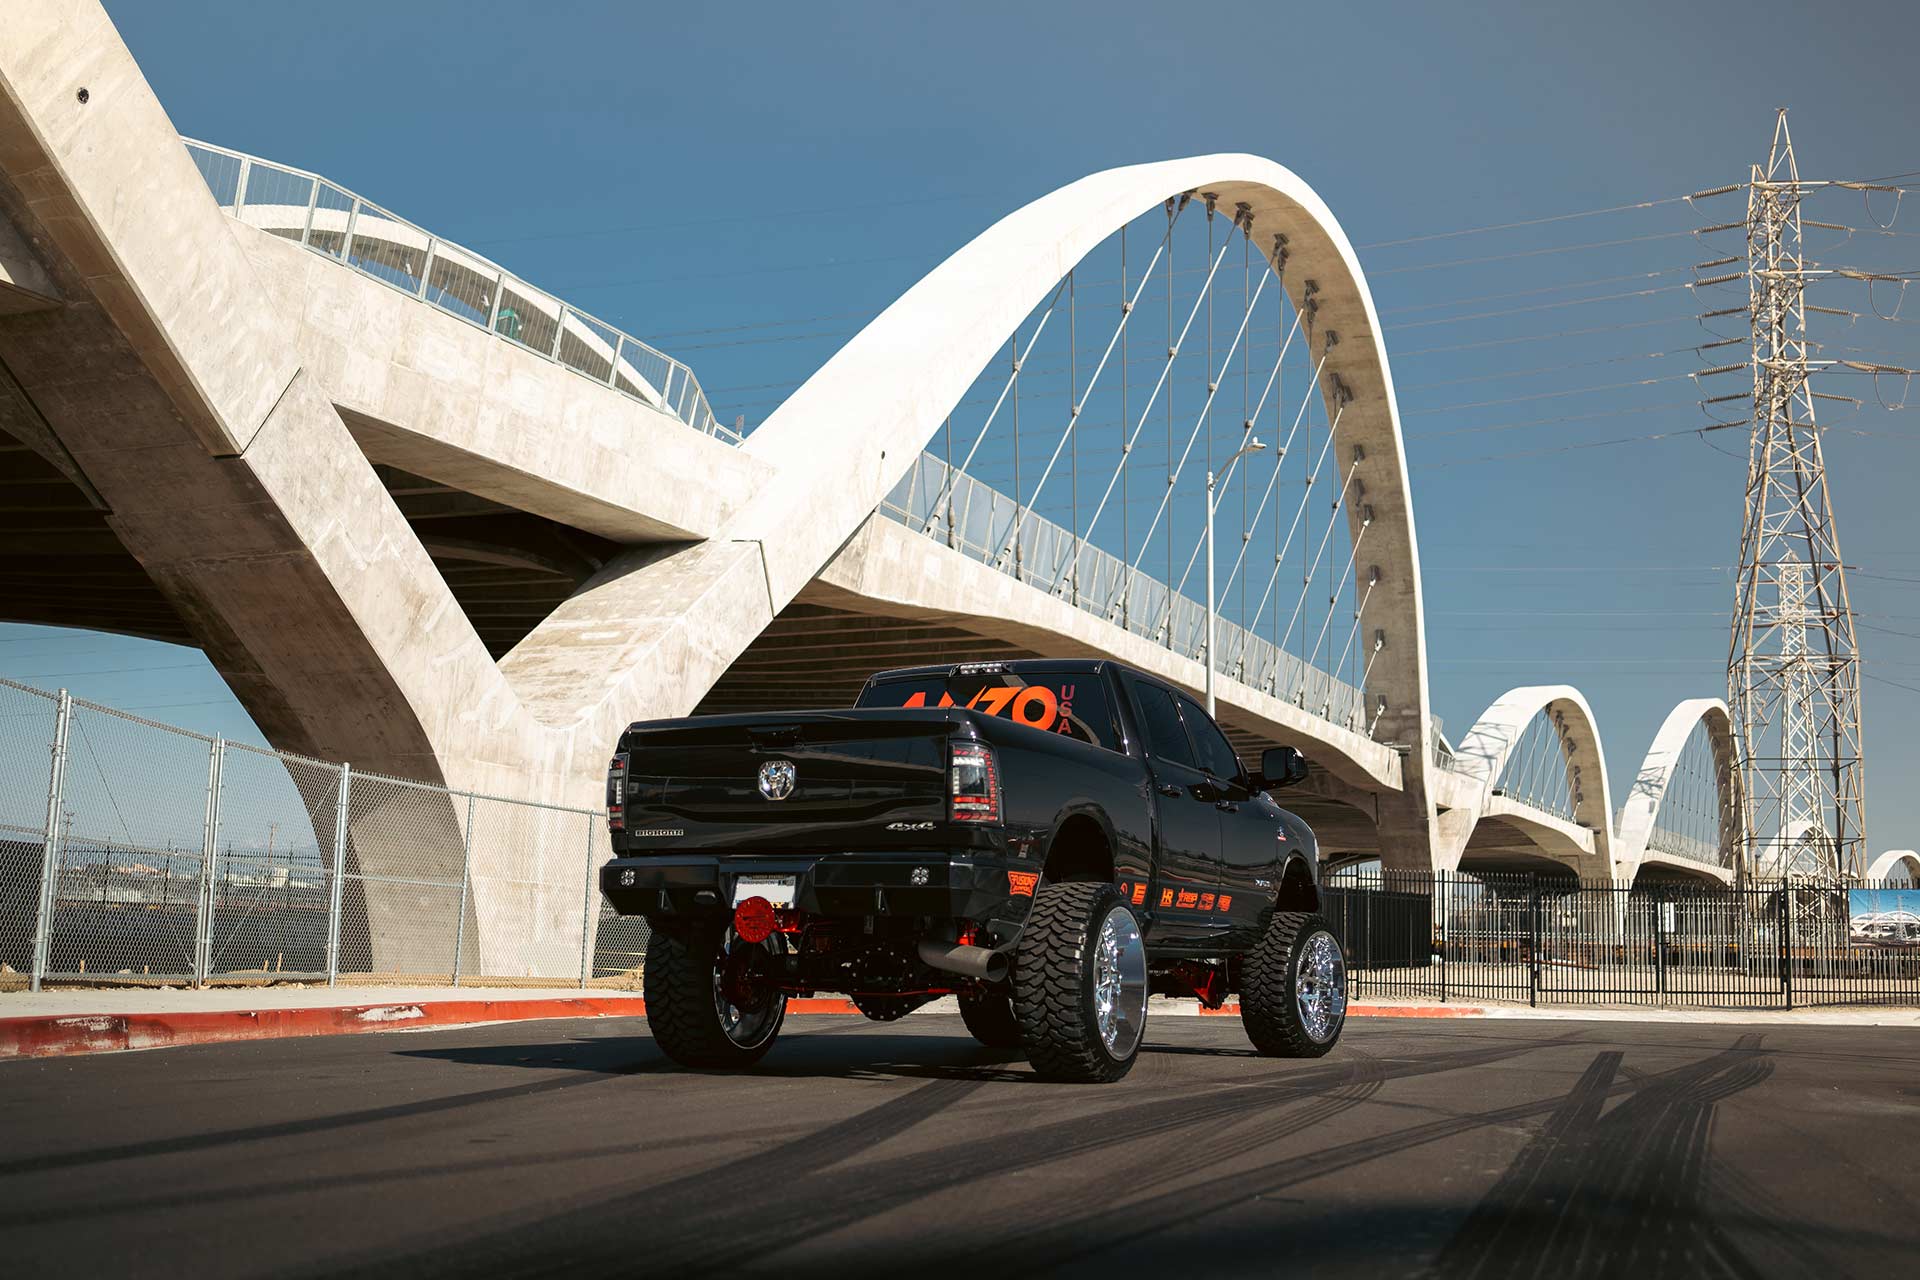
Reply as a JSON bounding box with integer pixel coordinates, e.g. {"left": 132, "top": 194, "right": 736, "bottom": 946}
{"left": 1177, "top": 694, "right": 1243, "bottom": 782}
{"left": 1134, "top": 684, "right": 1198, "bottom": 771}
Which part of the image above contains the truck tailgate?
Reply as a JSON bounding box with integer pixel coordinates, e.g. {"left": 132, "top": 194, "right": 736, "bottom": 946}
{"left": 619, "top": 712, "right": 957, "bottom": 851}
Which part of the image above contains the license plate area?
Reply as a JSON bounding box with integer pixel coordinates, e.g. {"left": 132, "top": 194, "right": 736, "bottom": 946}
{"left": 732, "top": 874, "right": 798, "bottom": 908}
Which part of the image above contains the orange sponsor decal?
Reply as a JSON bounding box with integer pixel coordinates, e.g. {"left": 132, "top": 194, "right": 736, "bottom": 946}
{"left": 1199, "top": 893, "right": 1216, "bottom": 912}
{"left": 1007, "top": 870, "right": 1039, "bottom": 897}
{"left": 1176, "top": 890, "right": 1200, "bottom": 910}
{"left": 1159, "top": 887, "right": 1175, "bottom": 907}
{"left": 898, "top": 685, "right": 1078, "bottom": 736}
{"left": 1131, "top": 882, "right": 1147, "bottom": 906}
{"left": 1218, "top": 895, "right": 1232, "bottom": 912}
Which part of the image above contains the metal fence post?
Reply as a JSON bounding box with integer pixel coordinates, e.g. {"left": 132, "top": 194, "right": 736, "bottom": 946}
{"left": 486, "top": 271, "right": 505, "bottom": 334}
{"left": 28, "top": 690, "right": 73, "bottom": 992}
{"left": 1527, "top": 872, "right": 1540, "bottom": 1008}
{"left": 579, "top": 814, "right": 598, "bottom": 989}
{"left": 192, "top": 737, "right": 226, "bottom": 985}
{"left": 338, "top": 198, "right": 362, "bottom": 266}
{"left": 1654, "top": 890, "right": 1668, "bottom": 1002}
{"left": 451, "top": 792, "right": 475, "bottom": 987}
{"left": 325, "top": 763, "right": 351, "bottom": 986}
{"left": 230, "top": 154, "right": 251, "bottom": 219}
{"left": 1780, "top": 884, "right": 1794, "bottom": 1010}
{"left": 299, "top": 175, "right": 321, "bottom": 248}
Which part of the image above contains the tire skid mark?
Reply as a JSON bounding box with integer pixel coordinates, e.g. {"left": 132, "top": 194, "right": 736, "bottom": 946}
{"left": 0, "top": 1064, "right": 666, "bottom": 1180}
{"left": 312, "top": 1074, "right": 988, "bottom": 1279}
{"left": 958, "top": 1072, "right": 1390, "bottom": 1266}
{"left": 907, "top": 1047, "right": 1395, "bottom": 1263}
{"left": 994, "top": 1034, "right": 1781, "bottom": 1277}
{"left": 1705, "top": 1157, "right": 1903, "bottom": 1276}
{"left": 444, "top": 1034, "right": 1556, "bottom": 1278}
{"left": 317, "top": 1031, "right": 1569, "bottom": 1279}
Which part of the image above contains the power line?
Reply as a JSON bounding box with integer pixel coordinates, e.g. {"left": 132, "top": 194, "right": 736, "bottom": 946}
{"left": 1358, "top": 196, "right": 1692, "bottom": 249}
{"left": 1406, "top": 401, "right": 1686, "bottom": 440}
{"left": 1392, "top": 282, "right": 1695, "bottom": 329}
{"left": 1372, "top": 231, "right": 1698, "bottom": 277}
{"left": 1380, "top": 266, "right": 1694, "bottom": 316}
{"left": 3, "top": 661, "right": 205, "bottom": 678}
{"left": 466, "top": 190, "right": 1003, "bottom": 248}
{"left": 1391, "top": 314, "right": 1703, "bottom": 359}
{"left": 1397, "top": 348, "right": 1692, "bottom": 393}
{"left": 1412, "top": 420, "right": 1746, "bottom": 471}
{"left": 1408, "top": 371, "right": 1701, "bottom": 415}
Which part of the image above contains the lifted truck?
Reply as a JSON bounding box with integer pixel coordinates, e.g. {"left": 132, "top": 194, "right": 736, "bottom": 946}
{"left": 599, "top": 659, "right": 1346, "bottom": 1082}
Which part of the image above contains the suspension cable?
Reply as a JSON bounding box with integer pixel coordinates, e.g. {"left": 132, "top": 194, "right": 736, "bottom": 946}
{"left": 989, "top": 239, "right": 1169, "bottom": 568}
{"left": 1301, "top": 511, "right": 1373, "bottom": 702}
{"left": 1059, "top": 207, "right": 1237, "bottom": 594}
{"left": 1273, "top": 452, "right": 1363, "bottom": 663}
{"left": 1117, "top": 245, "right": 1270, "bottom": 619}
{"left": 920, "top": 274, "right": 1070, "bottom": 534}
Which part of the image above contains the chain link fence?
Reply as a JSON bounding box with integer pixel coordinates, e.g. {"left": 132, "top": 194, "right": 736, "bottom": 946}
{"left": 0, "top": 677, "right": 643, "bottom": 992}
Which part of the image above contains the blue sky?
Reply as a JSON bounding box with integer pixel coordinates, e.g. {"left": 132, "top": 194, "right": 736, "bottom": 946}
{"left": 6, "top": 0, "right": 1920, "bottom": 852}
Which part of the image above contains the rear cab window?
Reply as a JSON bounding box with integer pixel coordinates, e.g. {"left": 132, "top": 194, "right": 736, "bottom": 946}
{"left": 858, "top": 668, "right": 1123, "bottom": 753}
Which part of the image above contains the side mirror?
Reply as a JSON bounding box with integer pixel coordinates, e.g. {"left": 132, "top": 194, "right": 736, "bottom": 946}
{"left": 1256, "top": 746, "right": 1310, "bottom": 791}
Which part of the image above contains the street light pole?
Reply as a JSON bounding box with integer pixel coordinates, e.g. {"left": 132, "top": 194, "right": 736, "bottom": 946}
{"left": 1205, "top": 438, "right": 1266, "bottom": 716}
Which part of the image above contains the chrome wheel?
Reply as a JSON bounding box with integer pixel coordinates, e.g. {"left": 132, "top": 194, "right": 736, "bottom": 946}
{"left": 1295, "top": 929, "right": 1347, "bottom": 1044}
{"left": 1092, "top": 904, "right": 1148, "bottom": 1058}
{"left": 711, "top": 930, "right": 784, "bottom": 1050}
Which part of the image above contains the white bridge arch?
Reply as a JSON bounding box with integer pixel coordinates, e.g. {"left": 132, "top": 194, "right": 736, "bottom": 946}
{"left": 1865, "top": 850, "right": 1920, "bottom": 885}
{"left": 0, "top": 6, "right": 1751, "bottom": 985}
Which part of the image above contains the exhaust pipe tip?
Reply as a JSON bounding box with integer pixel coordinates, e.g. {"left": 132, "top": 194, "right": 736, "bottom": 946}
{"left": 918, "top": 939, "right": 1010, "bottom": 984}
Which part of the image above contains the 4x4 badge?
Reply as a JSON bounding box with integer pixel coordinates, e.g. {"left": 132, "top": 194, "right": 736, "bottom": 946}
{"left": 757, "top": 759, "right": 796, "bottom": 800}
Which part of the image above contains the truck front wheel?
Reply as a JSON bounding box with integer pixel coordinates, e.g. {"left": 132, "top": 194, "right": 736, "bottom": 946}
{"left": 642, "top": 923, "right": 787, "bottom": 1069}
{"left": 1240, "top": 911, "right": 1347, "bottom": 1057}
{"left": 1013, "top": 882, "right": 1148, "bottom": 1082}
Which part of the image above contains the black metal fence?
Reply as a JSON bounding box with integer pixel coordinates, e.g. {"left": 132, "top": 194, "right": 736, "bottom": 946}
{"left": 1325, "top": 870, "right": 1920, "bottom": 1010}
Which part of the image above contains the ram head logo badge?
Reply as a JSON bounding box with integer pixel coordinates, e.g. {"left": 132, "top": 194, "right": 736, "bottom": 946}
{"left": 757, "top": 759, "right": 797, "bottom": 801}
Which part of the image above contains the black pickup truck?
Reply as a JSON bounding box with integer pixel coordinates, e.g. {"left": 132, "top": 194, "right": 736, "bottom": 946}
{"left": 600, "top": 658, "right": 1345, "bottom": 1082}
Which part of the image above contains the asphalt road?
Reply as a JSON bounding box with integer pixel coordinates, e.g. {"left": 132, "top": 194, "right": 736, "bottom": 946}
{"left": 2, "top": 1013, "right": 1916, "bottom": 1278}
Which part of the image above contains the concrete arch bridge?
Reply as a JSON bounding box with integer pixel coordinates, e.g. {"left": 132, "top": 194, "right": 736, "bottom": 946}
{"left": 0, "top": 5, "right": 1738, "bottom": 974}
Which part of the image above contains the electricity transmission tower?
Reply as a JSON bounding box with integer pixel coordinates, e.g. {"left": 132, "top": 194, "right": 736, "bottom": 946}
{"left": 1723, "top": 110, "right": 1867, "bottom": 884}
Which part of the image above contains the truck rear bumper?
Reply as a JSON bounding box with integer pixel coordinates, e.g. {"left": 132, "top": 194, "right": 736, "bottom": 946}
{"left": 600, "top": 851, "right": 1027, "bottom": 923}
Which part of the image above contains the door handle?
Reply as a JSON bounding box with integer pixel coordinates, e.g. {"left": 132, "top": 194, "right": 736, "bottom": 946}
{"left": 1156, "top": 784, "right": 1183, "bottom": 798}
{"left": 1215, "top": 800, "right": 1239, "bottom": 813}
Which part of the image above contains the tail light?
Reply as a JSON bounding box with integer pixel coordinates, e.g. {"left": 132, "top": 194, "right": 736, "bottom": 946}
{"left": 950, "top": 741, "right": 1002, "bottom": 824}
{"left": 733, "top": 896, "right": 776, "bottom": 943}
{"left": 606, "top": 752, "right": 628, "bottom": 831}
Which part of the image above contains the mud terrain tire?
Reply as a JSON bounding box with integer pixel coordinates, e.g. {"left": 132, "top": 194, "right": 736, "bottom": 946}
{"left": 1012, "top": 882, "right": 1147, "bottom": 1083}
{"left": 643, "top": 924, "right": 786, "bottom": 1069}
{"left": 1240, "top": 911, "right": 1347, "bottom": 1058}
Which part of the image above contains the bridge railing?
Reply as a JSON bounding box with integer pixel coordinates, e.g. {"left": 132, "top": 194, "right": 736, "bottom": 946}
{"left": 880, "top": 453, "right": 1369, "bottom": 732}
{"left": 1629, "top": 819, "right": 1730, "bottom": 869}
{"left": 181, "top": 140, "right": 735, "bottom": 444}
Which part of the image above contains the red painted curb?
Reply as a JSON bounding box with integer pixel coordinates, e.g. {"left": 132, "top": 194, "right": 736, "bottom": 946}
{"left": 1197, "top": 1001, "right": 1485, "bottom": 1019}
{"left": 0, "top": 997, "right": 650, "bottom": 1061}
{"left": 0, "top": 995, "right": 1478, "bottom": 1060}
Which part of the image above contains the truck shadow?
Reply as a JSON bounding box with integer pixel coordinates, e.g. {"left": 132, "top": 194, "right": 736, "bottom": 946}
{"left": 396, "top": 1029, "right": 1027, "bottom": 1081}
